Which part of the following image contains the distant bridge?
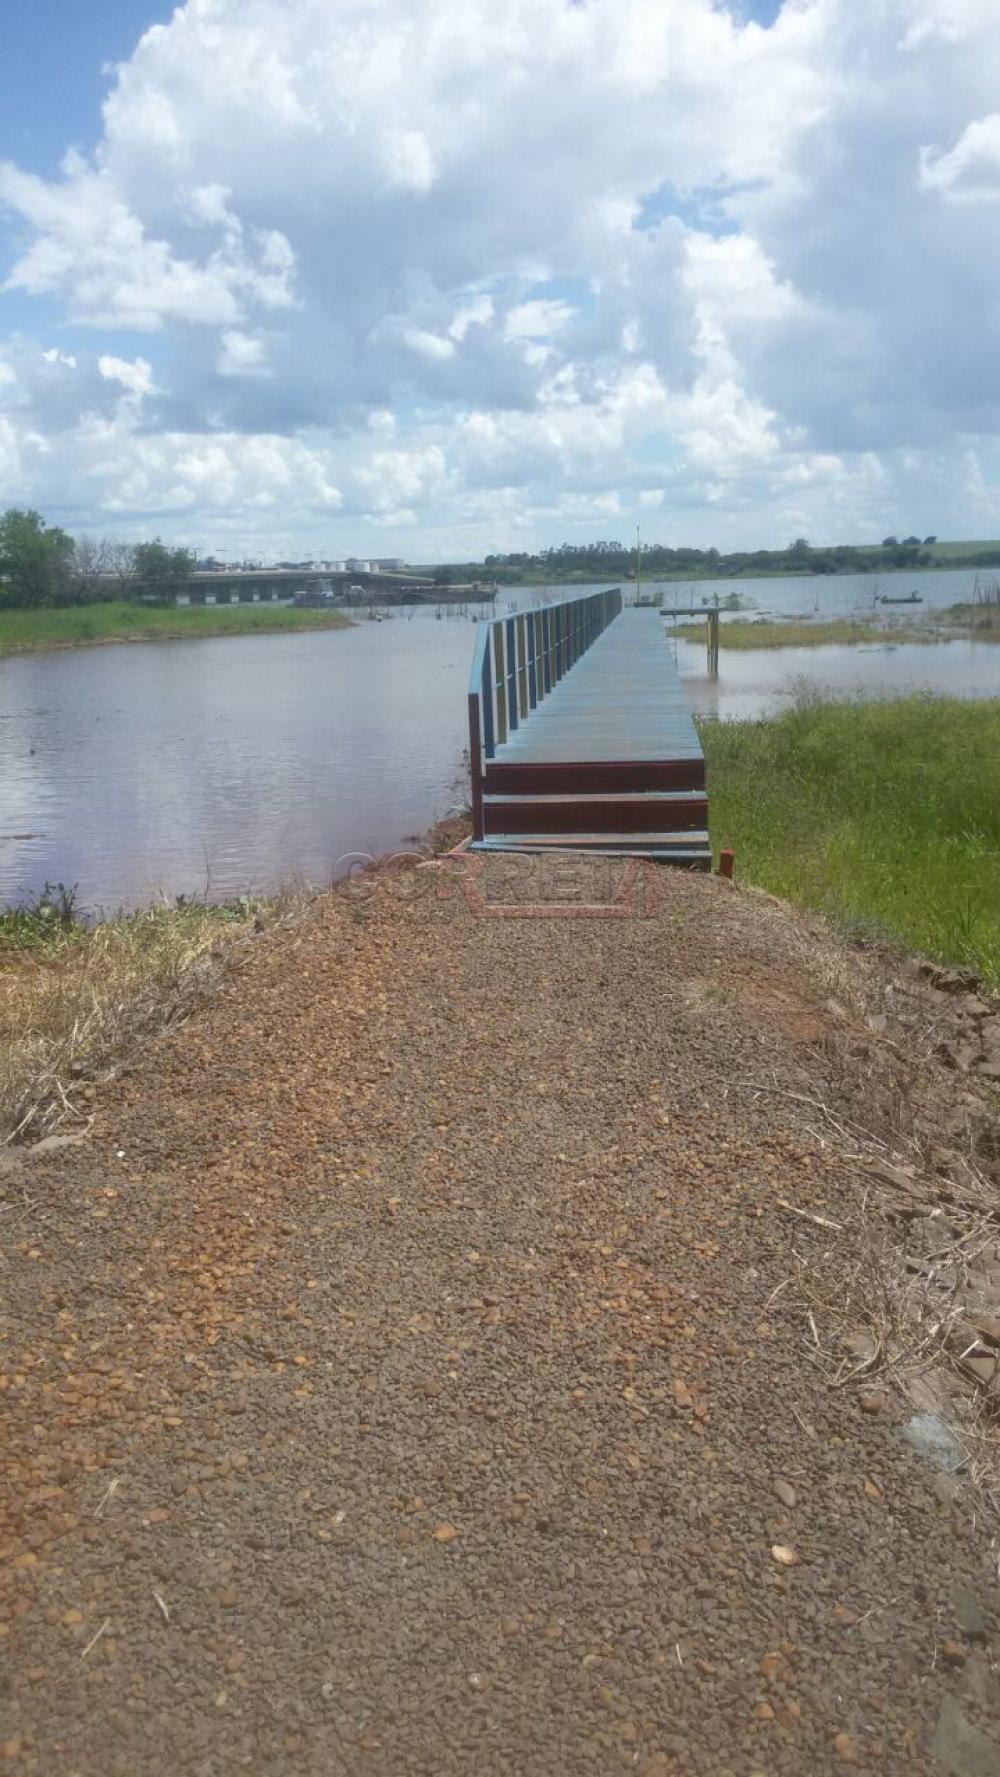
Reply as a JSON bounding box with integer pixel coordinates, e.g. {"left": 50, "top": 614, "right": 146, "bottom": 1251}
{"left": 99, "top": 567, "right": 497, "bottom": 607}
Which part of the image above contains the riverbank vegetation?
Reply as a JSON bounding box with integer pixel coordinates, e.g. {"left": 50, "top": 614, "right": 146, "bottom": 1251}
{"left": 671, "top": 596, "right": 1000, "bottom": 651}
{"left": 455, "top": 534, "right": 1000, "bottom": 585}
{"left": 674, "top": 617, "right": 895, "bottom": 649}
{"left": 0, "top": 509, "right": 199, "bottom": 608}
{"left": 701, "top": 695, "right": 1000, "bottom": 988}
{"left": 0, "top": 599, "right": 352, "bottom": 656}
{"left": 0, "top": 888, "right": 298, "bottom": 1142}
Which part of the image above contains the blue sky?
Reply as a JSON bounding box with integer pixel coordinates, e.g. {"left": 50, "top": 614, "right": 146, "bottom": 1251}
{"left": 4, "top": 2, "right": 175, "bottom": 172}
{"left": 2, "top": 0, "right": 1000, "bottom": 560}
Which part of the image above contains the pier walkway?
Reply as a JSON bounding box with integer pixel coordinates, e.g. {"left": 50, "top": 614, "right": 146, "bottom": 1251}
{"left": 468, "top": 596, "right": 710, "bottom": 866}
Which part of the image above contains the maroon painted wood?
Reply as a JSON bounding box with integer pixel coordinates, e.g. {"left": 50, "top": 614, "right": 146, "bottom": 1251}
{"left": 483, "top": 758, "right": 706, "bottom": 794}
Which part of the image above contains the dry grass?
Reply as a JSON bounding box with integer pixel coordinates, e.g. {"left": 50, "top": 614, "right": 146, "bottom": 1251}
{"left": 749, "top": 1015, "right": 1000, "bottom": 1511}
{"left": 0, "top": 894, "right": 307, "bottom": 1144}
{"left": 788, "top": 1165, "right": 1000, "bottom": 1512}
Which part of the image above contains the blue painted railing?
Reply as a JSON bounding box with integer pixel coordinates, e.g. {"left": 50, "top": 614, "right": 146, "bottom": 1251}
{"left": 467, "top": 587, "right": 622, "bottom": 837}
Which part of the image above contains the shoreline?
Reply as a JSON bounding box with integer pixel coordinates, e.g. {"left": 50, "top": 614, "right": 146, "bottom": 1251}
{"left": 0, "top": 602, "right": 354, "bottom": 660}
{"left": 0, "top": 811, "right": 469, "bottom": 1144}
{"left": 3, "top": 686, "right": 997, "bottom": 1148}
{"left": 483, "top": 559, "right": 1000, "bottom": 587}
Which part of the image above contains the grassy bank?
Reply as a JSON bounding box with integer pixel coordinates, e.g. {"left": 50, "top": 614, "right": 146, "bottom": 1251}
{"left": 673, "top": 618, "right": 898, "bottom": 649}
{"left": 673, "top": 609, "right": 1000, "bottom": 649}
{"left": 0, "top": 600, "right": 352, "bottom": 657}
{"left": 701, "top": 695, "right": 1000, "bottom": 988}
{"left": 0, "top": 889, "right": 294, "bottom": 1142}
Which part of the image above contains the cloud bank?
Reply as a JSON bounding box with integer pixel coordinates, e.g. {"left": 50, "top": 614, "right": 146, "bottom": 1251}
{"left": 1, "top": 0, "right": 999, "bottom": 555}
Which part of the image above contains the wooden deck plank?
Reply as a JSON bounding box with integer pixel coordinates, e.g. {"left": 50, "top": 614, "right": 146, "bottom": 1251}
{"left": 491, "top": 609, "right": 702, "bottom": 766}
{"left": 471, "top": 604, "right": 709, "bottom": 864}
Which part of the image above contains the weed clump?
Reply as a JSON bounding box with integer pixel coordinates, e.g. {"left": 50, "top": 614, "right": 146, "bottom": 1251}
{"left": 701, "top": 694, "right": 1000, "bottom": 987}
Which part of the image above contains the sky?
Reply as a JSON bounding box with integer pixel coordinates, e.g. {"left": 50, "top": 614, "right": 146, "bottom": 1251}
{"left": 2, "top": 0, "right": 1000, "bottom": 563}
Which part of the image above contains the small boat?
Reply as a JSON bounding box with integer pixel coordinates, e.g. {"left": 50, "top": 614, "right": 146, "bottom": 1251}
{"left": 877, "top": 591, "right": 922, "bottom": 605}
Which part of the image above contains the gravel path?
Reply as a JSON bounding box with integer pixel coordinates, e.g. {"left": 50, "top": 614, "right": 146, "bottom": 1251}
{"left": 2, "top": 854, "right": 999, "bottom": 1776}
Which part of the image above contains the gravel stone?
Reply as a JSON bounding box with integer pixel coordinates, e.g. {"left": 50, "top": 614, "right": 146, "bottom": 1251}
{"left": 2, "top": 854, "right": 999, "bottom": 1775}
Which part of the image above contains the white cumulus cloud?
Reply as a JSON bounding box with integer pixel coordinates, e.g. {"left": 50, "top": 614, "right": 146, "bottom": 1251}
{"left": 0, "top": 0, "right": 998, "bottom": 551}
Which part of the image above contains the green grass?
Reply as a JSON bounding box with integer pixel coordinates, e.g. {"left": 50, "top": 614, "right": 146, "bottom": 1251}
{"left": 672, "top": 610, "right": 1000, "bottom": 650}
{"left": 0, "top": 600, "right": 352, "bottom": 657}
{"left": 926, "top": 540, "right": 1000, "bottom": 562}
{"left": 673, "top": 618, "right": 901, "bottom": 650}
{"left": 0, "top": 881, "right": 253, "bottom": 958}
{"left": 934, "top": 599, "right": 1000, "bottom": 639}
{"left": 701, "top": 695, "right": 1000, "bottom": 988}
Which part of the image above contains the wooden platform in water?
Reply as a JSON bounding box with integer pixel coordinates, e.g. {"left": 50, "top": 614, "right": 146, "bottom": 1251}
{"left": 470, "top": 608, "right": 710, "bottom": 866}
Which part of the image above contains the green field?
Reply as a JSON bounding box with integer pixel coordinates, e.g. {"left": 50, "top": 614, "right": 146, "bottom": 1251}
{"left": 674, "top": 618, "right": 905, "bottom": 650}
{"left": 924, "top": 540, "right": 1000, "bottom": 563}
{"left": 0, "top": 600, "right": 353, "bottom": 656}
{"left": 701, "top": 695, "right": 1000, "bottom": 988}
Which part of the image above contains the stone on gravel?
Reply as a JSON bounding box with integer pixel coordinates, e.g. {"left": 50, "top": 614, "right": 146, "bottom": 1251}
{"left": 774, "top": 1479, "right": 797, "bottom": 1508}
{"left": 954, "top": 1592, "right": 991, "bottom": 1643}
{"left": 860, "top": 1390, "right": 889, "bottom": 1413}
{"left": 771, "top": 1545, "right": 800, "bottom": 1566}
{"left": 900, "top": 1412, "right": 966, "bottom": 1472}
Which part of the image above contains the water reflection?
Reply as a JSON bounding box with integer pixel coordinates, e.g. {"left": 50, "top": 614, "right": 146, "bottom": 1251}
{"left": 675, "top": 636, "right": 1000, "bottom": 721}
{"left": 0, "top": 580, "right": 997, "bottom": 911}
{"left": 0, "top": 611, "right": 471, "bottom": 913}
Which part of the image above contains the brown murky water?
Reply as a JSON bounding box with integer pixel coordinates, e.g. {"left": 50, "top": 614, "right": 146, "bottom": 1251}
{"left": 1, "top": 575, "right": 997, "bottom": 911}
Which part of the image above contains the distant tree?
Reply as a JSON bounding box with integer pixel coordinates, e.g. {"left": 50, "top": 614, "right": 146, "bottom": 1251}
{"left": 134, "top": 538, "right": 196, "bottom": 591}
{"left": 924, "top": 535, "right": 937, "bottom": 545}
{"left": 902, "top": 535, "right": 921, "bottom": 547}
{"left": 0, "top": 508, "right": 74, "bottom": 607}
{"left": 881, "top": 535, "right": 898, "bottom": 548}
{"left": 106, "top": 539, "right": 138, "bottom": 594}
{"left": 70, "top": 536, "right": 113, "bottom": 604}
{"left": 789, "top": 537, "right": 811, "bottom": 559}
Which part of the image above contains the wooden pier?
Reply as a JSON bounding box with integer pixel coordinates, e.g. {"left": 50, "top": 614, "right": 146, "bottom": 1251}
{"left": 468, "top": 592, "right": 710, "bottom": 867}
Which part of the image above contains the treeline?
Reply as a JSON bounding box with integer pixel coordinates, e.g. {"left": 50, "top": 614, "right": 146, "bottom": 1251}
{"left": 0, "top": 509, "right": 194, "bottom": 608}
{"left": 473, "top": 534, "right": 983, "bottom": 583}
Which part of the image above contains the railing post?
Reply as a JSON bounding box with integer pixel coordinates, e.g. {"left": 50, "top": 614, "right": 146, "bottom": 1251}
{"left": 468, "top": 689, "right": 485, "bottom": 839}
{"left": 516, "top": 614, "right": 528, "bottom": 719}
{"left": 482, "top": 642, "right": 495, "bottom": 757}
{"left": 494, "top": 623, "right": 508, "bottom": 744}
{"left": 468, "top": 589, "right": 622, "bottom": 805}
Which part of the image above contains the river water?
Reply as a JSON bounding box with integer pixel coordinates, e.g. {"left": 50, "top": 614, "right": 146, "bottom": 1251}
{"left": 1, "top": 569, "right": 998, "bottom": 912}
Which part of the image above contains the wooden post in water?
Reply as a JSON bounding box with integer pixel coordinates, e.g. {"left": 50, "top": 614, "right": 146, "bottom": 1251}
{"left": 707, "top": 605, "right": 720, "bottom": 678}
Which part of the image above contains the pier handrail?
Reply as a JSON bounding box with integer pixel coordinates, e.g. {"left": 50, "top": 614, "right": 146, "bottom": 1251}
{"left": 467, "top": 587, "right": 622, "bottom": 835}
